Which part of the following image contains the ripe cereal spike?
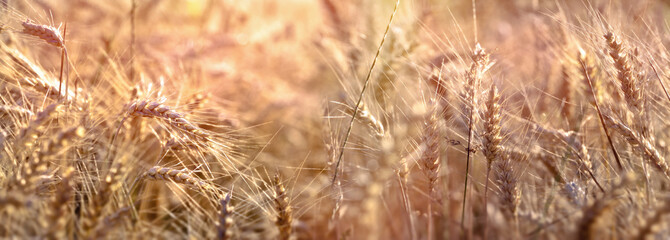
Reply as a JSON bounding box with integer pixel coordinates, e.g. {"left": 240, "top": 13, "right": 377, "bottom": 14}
{"left": 145, "top": 166, "right": 213, "bottom": 191}
{"left": 21, "top": 20, "right": 64, "bottom": 48}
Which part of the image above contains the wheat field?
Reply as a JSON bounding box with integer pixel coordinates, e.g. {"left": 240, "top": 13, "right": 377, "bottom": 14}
{"left": 1, "top": 0, "right": 670, "bottom": 239}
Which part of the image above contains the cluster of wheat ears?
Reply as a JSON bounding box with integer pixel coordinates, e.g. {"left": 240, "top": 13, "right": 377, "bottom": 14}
{"left": 3, "top": 0, "right": 670, "bottom": 239}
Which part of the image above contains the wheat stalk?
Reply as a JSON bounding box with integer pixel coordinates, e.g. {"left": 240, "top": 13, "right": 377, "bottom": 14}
{"left": 461, "top": 43, "right": 491, "bottom": 230}
{"left": 578, "top": 50, "right": 624, "bottom": 170}
{"left": 331, "top": 0, "right": 400, "bottom": 184}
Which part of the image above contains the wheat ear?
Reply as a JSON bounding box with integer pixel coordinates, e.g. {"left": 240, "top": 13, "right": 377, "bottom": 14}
{"left": 345, "top": 102, "right": 384, "bottom": 137}
{"left": 0, "top": 105, "right": 34, "bottom": 117}
{"left": 82, "top": 157, "right": 127, "bottom": 238}
{"left": 217, "top": 191, "right": 234, "bottom": 240}
{"left": 144, "top": 166, "right": 213, "bottom": 191}
{"left": 273, "top": 174, "right": 293, "bottom": 240}
{"left": 559, "top": 63, "right": 574, "bottom": 126}
{"left": 603, "top": 32, "right": 643, "bottom": 114}
{"left": 495, "top": 149, "right": 520, "bottom": 218}
{"left": 127, "top": 99, "right": 206, "bottom": 137}
{"left": 481, "top": 83, "right": 501, "bottom": 238}
{"left": 11, "top": 104, "right": 61, "bottom": 191}
{"left": 21, "top": 20, "right": 64, "bottom": 48}
{"left": 45, "top": 167, "right": 75, "bottom": 239}
{"left": 0, "top": 191, "right": 31, "bottom": 210}
{"left": 420, "top": 103, "right": 441, "bottom": 200}
{"left": 419, "top": 102, "right": 440, "bottom": 240}
{"left": 16, "top": 103, "right": 60, "bottom": 147}
{"left": 36, "top": 126, "right": 84, "bottom": 159}
{"left": 533, "top": 125, "right": 604, "bottom": 192}
{"left": 93, "top": 203, "right": 137, "bottom": 239}
{"left": 21, "top": 20, "right": 68, "bottom": 101}
{"left": 604, "top": 115, "right": 670, "bottom": 179}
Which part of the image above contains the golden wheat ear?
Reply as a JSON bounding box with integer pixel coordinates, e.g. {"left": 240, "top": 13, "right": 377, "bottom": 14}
{"left": 21, "top": 20, "right": 64, "bottom": 48}
{"left": 218, "top": 191, "right": 235, "bottom": 240}
{"left": 273, "top": 174, "right": 293, "bottom": 240}
{"left": 144, "top": 166, "right": 213, "bottom": 192}
{"left": 126, "top": 99, "right": 207, "bottom": 137}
